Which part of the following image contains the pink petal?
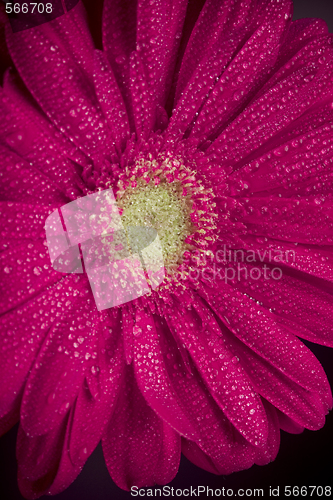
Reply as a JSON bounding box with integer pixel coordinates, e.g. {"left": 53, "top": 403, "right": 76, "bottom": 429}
{"left": 133, "top": 309, "right": 258, "bottom": 473}
{"left": 93, "top": 50, "right": 130, "bottom": 152}
{"left": 133, "top": 309, "right": 199, "bottom": 440}
{"left": 102, "top": 0, "right": 187, "bottom": 130}
{"left": 200, "top": 282, "right": 332, "bottom": 412}
{"left": 225, "top": 108, "right": 333, "bottom": 197}
{"left": 0, "top": 147, "right": 66, "bottom": 205}
{"left": 0, "top": 203, "right": 57, "bottom": 246}
{"left": 0, "top": 275, "right": 85, "bottom": 420}
{"left": 276, "top": 409, "right": 305, "bottom": 435}
{"left": 168, "top": 0, "right": 292, "bottom": 140}
{"left": 0, "top": 76, "right": 88, "bottom": 196}
{"left": 181, "top": 439, "right": 223, "bottom": 475}
{"left": 208, "top": 35, "right": 333, "bottom": 173}
{"left": 228, "top": 262, "right": 333, "bottom": 347}
{"left": 129, "top": 51, "right": 155, "bottom": 139}
{"left": 0, "top": 403, "right": 20, "bottom": 437}
{"left": 190, "top": 10, "right": 290, "bottom": 142}
{"left": 5, "top": 3, "right": 111, "bottom": 158}
{"left": 165, "top": 302, "right": 269, "bottom": 447}
{"left": 254, "top": 399, "right": 280, "bottom": 466}
{"left": 69, "top": 315, "right": 125, "bottom": 468}
{"left": 0, "top": 240, "right": 60, "bottom": 314}
{"left": 20, "top": 279, "right": 98, "bottom": 437}
{"left": 174, "top": 0, "right": 257, "bottom": 102}
{"left": 17, "top": 407, "right": 82, "bottom": 499}
{"left": 102, "top": 365, "right": 180, "bottom": 490}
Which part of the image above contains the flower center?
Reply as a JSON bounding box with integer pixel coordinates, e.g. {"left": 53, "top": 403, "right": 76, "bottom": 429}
{"left": 117, "top": 172, "right": 194, "bottom": 271}
{"left": 115, "top": 152, "right": 218, "bottom": 287}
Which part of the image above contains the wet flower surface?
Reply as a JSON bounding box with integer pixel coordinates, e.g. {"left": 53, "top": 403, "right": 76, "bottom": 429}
{"left": 1, "top": 0, "right": 333, "bottom": 498}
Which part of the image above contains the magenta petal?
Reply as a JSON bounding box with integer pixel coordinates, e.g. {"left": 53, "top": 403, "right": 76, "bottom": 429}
{"left": 17, "top": 419, "right": 67, "bottom": 485}
{"left": 226, "top": 110, "right": 333, "bottom": 197}
{"left": 168, "top": 0, "right": 291, "bottom": 140}
{"left": 102, "top": 0, "right": 187, "bottom": 130}
{"left": 93, "top": 50, "right": 130, "bottom": 152}
{"left": 230, "top": 263, "right": 333, "bottom": 347}
{"left": 208, "top": 36, "right": 333, "bottom": 171}
{"left": 20, "top": 282, "right": 98, "bottom": 437}
{"left": 17, "top": 407, "right": 81, "bottom": 499}
{"left": 166, "top": 303, "right": 268, "bottom": 447}
{"left": 133, "top": 310, "right": 199, "bottom": 440}
{"left": 254, "top": 399, "right": 280, "bottom": 466}
{"left": 200, "top": 283, "right": 332, "bottom": 411}
{"left": 5, "top": 4, "right": 110, "bottom": 157}
{"left": 0, "top": 203, "right": 57, "bottom": 245}
{"left": 69, "top": 321, "right": 124, "bottom": 467}
{"left": 181, "top": 439, "right": 222, "bottom": 475}
{"left": 0, "top": 241, "right": 60, "bottom": 314}
{"left": 232, "top": 339, "right": 327, "bottom": 430}
{"left": 102, "top": 365, "right": 180, "bottom": 490}
{"left": 135, "top": 0, "right": 187, "bottom": 107}
{"left": 175, "top": 0, "right": 257, "bottom": 102}
{"left": 276, "top": 409, "right": 305, "bottom": 435}
{"left": 0, "top": 276, "right": 88, "bottom": 420}
{"left": 190, "top": 9, "right": 290, "bottom": 142}
{"left": 129, "top": 51, "right": 155, "bottom": 139}
{"left": 0, "top": 79, "right": 87, "bottom": 195}
{"left": 0, "top": 403, "right": 20, "bottom": 437}
{"left": 0, "top": 149, "right": 66, "bottom": 205}
{"left": 102, "top": 0, "right": 136, "bottom": 123}
{"left": 134, "top": 310, "right": 258, "bottom": 473}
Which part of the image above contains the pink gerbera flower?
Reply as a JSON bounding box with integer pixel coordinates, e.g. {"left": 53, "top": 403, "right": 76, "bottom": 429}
{"left": 1, "top": 0, "right": 333, "bottom": 497}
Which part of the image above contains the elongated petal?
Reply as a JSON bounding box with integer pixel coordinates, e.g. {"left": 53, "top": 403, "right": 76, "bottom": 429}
{"left": 102, "top": 365, "right": 180, "bottom": 490}
{"left": 93, "top": 50, "right": 130, "bottom": 153}
{"left": 69, "top": 316, "right": 125, "bottom": 468}
{"left": 5, "top": 4, "right": 111, "bottom": 158}
{"left": 133, "top": 308, "right": 259, "bottom": 473}
{"left": 0, "top": 241, "right": 60, "bottom": 314}
{"left": 102, "top": 0, "right": 187, "bottom": 130}
{"left": 20, "top": 279, "right": 98, "bottom": 437}
{"left": 166, "top": 303, "right": 268, "bottom": 447}
{"left": 199, "top": 282, "right": 332, "bottom": 410}
{"left": 208, "top": 35, "right": 333, "bottom": 173}
{"left": 17, "top": 406, "right": 82, "bottom": 499}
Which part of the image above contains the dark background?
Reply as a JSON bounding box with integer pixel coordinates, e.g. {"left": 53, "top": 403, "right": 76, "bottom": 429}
{"left": 1, "top": 0, "right": 333, "bottom": 498}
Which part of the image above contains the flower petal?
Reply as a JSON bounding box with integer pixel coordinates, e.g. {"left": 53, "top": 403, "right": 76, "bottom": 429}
{"left": 102, "top": 364, "right": 180, "bottom": 490}
{"left": 167, "top": 0, "right": 292, "bottom": 140}
{"left": 254, "top": 399, "right": 280, "bottom": 466}
{"left": 133, "top": 308, "right": 258, "bottom": 473}
{"left": 199, "top": 281, "right": 332, "bottom": 412}
{"left": 0, "top": 240, "right": 60, "bottom": 314}
{"left": 208, "top": 35, "right": 333, "bottom": 174}
{"left": 0, "top": 76, "right": 88, "bottom": 196}
{"left": 0, "top": 203, "right": 57, "bottom": 246}
{"left": 276, "top": 409, "right": 304, "bottom": 435}
{"left": 133, "top": 309, "right": 199, "bottom": 441}
{"left": 20, "top": 278, "right": 98, "bottom": 437}
{"left": 231, "top": 263, "right": 333, "bottom": 347}
{"left": 0, "top": 148, "right": 67, "bottom": 205}
{"left": 102, "top": 0, "right": 187, "bottom": 130}
{"left": 165, "top": 300, "right": 268, "bottom": 447}
{"left": 68, "top": 313, "right": 125, "bottom": 468}
{"left": 93, "top": 50, "right": 130, "bottom": 152}
{"left": 5, "top": 3, "right": 111, "bottom": 157}
{"left": 17, "top": 406, "right": 81, "bottom": 499}
{"left": 0, "top": 275, "right": 85, "bottom": 421}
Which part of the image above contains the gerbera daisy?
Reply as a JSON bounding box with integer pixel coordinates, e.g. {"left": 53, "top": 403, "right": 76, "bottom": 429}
{"left": 1, "top": 0, "right": 333, "bottom": 498}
